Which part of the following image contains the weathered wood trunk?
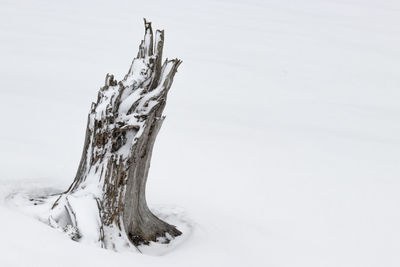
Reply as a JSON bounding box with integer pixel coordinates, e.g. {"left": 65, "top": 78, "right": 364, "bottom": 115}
{"left": 48, "top": 20, "right": 182, "bottom": 249}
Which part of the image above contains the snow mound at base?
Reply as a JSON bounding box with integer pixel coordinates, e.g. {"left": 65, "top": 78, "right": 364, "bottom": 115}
{"left": 5, "top": 182, "right": 193, "bottom": 256}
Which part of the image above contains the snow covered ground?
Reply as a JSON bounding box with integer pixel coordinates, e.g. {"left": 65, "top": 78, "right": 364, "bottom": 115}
{"left": 0, "top": 0, "right": 399, "bottom": 266}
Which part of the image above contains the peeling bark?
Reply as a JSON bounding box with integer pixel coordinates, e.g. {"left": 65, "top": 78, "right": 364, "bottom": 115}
{"left": 48, "top": 19, "right": 182, "bottom": 248}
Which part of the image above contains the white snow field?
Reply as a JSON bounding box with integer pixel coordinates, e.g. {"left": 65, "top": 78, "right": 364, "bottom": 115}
{"left": 0, "top": 0, "right": 399, "bottom": 266}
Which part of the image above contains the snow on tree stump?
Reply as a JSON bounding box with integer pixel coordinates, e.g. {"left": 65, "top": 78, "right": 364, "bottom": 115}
{"left": 46, "top": 19, "right": 182, "bottom": 249}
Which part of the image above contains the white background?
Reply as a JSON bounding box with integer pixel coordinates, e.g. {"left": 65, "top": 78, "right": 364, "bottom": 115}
{"left": 0, "top": 0, "right": 399, "bottom": 266}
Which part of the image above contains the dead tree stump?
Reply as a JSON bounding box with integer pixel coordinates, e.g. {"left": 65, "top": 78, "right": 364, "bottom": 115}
{"left": 48, "top": 19, "right": 182, "bottom": 249}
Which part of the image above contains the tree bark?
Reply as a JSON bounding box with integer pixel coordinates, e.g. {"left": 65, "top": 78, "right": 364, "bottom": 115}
{"left": 48, "top": 19, "right": 182, "bottom": 249}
